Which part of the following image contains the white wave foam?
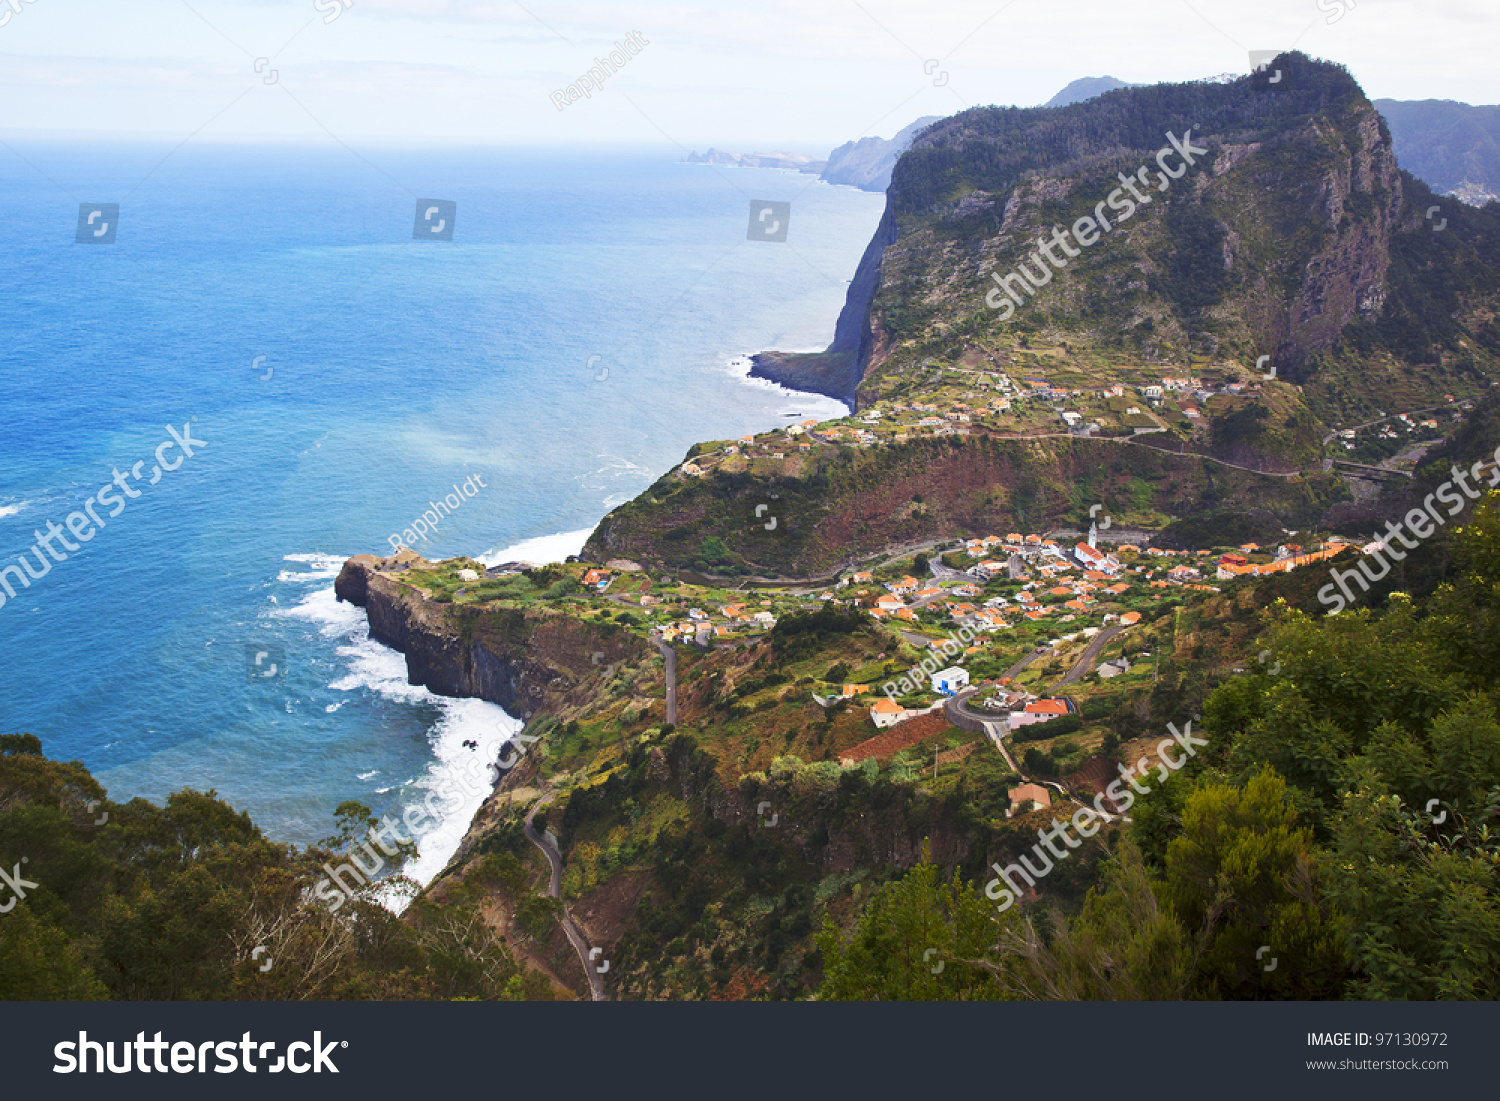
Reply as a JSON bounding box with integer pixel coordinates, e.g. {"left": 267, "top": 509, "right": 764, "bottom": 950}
{"left": 279, "top": 553, "right": 349, "bottom": 579}
{"left": 397, "top": 697, "right": 518, "bottom": 894}
{"left": 722, "top": 354, "right": 846, "bottom": 417}
{"left": 280, "top": 551, "right": 521, "bottom": 911}
{"left": 0, "top": 501, "right": 28, "bottom": 519}
{"left": 479, "top": 527, "right": 592, "bottom": 567}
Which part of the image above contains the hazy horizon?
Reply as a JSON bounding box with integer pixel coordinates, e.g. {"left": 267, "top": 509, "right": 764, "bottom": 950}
{"left": 0, "top": 0, "right": 1492, "bottom": 157}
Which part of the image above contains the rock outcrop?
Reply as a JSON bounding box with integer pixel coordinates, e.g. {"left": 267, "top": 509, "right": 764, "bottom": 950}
{"left": 335, "top": 555, "right": 648, "bottom": 719}
{"left": 819, "top": 115, "right": 941, "bottom": 191}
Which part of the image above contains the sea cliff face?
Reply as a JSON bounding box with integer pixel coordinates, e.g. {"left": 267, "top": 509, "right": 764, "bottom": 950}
{"left": 335, "top": 555, "right": 649, "bottom": 719}
{"left": 747, "top": 200, "right": 899, "bottom": 406}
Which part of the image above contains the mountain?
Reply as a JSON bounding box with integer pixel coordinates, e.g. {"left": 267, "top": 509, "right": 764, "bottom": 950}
{"left": 819, "top": 116, "right": 942, "bottom": 191}
{"left": 846, "top": 53, "right": 1500, "bottom": 411}
{"left": 683, "top": 148, "right": 825, "bottom": 173}
{"left": 1374, "top": 98, "right": 1500, "bottom": 205}
{"left": 1043, "top": 75, "right": 1139, "bottom": 108}
{"left": 594, "top": 53, "right": 1500, "bottom": 579}
{"left": 344, "top": 55, "right": 1500, "bottom": 1005}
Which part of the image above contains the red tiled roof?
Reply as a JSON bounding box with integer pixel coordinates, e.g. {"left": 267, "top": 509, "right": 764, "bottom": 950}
{"left": 1026, "top": 699, "right": 1069, "bottom": 715}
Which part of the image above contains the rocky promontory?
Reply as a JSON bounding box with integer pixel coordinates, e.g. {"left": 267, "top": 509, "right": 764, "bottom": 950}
{"left": 335, "top": 554, "right": 648, "bottom": 720}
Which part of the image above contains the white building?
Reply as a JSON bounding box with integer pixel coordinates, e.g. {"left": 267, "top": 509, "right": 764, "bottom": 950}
{"left": 932, "top": 667, "right": 970, "bottom": 696}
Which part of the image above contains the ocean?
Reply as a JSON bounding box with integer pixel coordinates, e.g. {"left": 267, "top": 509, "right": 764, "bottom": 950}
{"left": 0, "top": 140, "right": 885, "bottom": 887}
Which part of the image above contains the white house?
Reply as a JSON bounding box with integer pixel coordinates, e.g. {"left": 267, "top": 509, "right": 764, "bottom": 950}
{"left": 932, "top": 667, "right": 970, "bottom": 696}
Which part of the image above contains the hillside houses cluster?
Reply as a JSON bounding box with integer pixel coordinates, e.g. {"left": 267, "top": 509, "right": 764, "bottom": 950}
{"left": 1213, "top": 542, "right": 1344, "bottom": 579}
{"left": 1334, "top": 412, "right": 1444, "bottom": 452}
{"left": 838, "top": 525, "right": 1151, "bottom": 637}
{"left": 672, "top": 361, "right": 1293, "bottom": 483}
{"left": 655, "top": 600, "right": 777, "bottom": 644}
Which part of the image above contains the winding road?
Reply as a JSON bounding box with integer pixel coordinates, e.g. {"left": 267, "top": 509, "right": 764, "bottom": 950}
{"left": 1052, "top": 624, "right": 1126, "bottom": 689}
{"left": 1319, "top": 398, "right": 1469, "bottom": 449}
{"left": 524, "top": 796, "right": 607, "bottom": 1002}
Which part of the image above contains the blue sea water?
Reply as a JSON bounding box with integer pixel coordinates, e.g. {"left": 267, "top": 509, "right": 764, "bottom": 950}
{"left": 0, "top": 140, "right": 884, "bottom": 883}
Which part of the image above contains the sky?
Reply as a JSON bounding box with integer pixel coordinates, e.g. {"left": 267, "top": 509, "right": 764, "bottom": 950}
{"left": 0, "top": 0, "right": 1492, "bottom": 151}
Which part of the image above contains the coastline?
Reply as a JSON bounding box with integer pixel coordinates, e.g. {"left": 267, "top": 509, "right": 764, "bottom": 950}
{"left": 358, "top": 359, "right": 855, "bottom": 902}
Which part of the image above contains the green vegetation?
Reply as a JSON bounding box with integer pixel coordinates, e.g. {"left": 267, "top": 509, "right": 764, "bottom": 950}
{"left": 815, "top": 495, "right": 1500, "bottom": 1000}
{"left": 0, "top": 740, "right": 555, "bottom": 1000}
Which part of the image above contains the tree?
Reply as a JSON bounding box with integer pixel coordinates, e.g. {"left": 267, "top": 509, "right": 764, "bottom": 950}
{"left": 817, "top": 846, "right": 1006, "bottom": 1000}
{"left": 986, "top": 843, "right": 1199, "bottom": 1000}
{"left": 1159, "top": 768, "right": 1350, "bottom": 998}
{"left": 0, "top": 738, "right": 554, "bottom": 1002}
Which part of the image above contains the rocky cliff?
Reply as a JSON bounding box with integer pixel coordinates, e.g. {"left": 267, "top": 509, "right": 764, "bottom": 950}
{"left": 864, "top": 53, "right": 1423, "bottom": 390}
{"left": 335, "top": 555, "right": 649, "bottom": 719}
{"left": 753, "top": 55, "right": 1500, "bottom": 415}
{"left": 747, "top": 200, "right": 898, "bottom": 407}
{"left": 819, "top": 115, "right": 941, "bottom": 191}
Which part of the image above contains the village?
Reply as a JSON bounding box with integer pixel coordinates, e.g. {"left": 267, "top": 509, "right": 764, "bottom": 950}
{"left": 400, "top": 353, "right": 1469, "bottom": 822}
{"left": 674, "top": 364, "right": 1475, "bottom": 485}
{"left": 562, "top": 519, "right": 1353, "bottom": 740}
{"left": 679, "top": 367, "right": 1263, "bottom": 479}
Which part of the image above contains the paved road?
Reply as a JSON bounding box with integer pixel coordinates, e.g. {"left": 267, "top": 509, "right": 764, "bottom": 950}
{"left": 1320, "top": 398, "right": 1469, "bottom": 448}
{"left": 1002, "top": 646, "right": 1048, "bottom": 681}
{"left": 524, "top": 797, "right": 607, "bottom": 1002}
{"left": 1331, "top": 459, "right": 1413, "bottom": 481}
{"left": 926, "top": 555, "right": 970, "bottom": 583}
{"left": 652, "top": 638, "right": 677, "bottom": 726}
{"left": 954, "top": 429, "right": 1305, "bottom": 479}
{"left": 946, "top": 684, "right": 1005, "bottom": 727}
{"left": 1052, "top": 625, "right": 1126, "bottom": 689}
